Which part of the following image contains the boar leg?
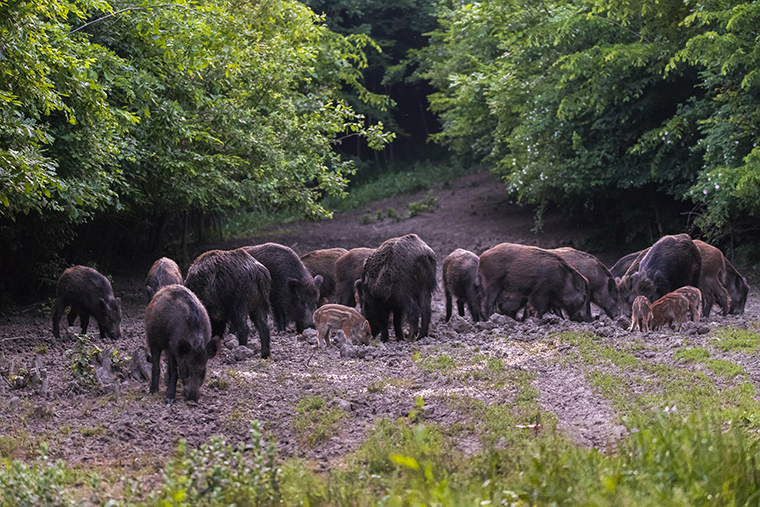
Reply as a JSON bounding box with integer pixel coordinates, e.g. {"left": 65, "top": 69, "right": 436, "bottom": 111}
{"left": 210, "top": 319, "right": 227, "bottom": 341}
{"left": 273, "top": 308, "right": 287, "bottom": 333}
{"left": 52, "top": 300, "right": 65, "bottom": 339}
{"left": 165, "top": 352, "right": 178, "bottom": 404}
{"left": 445, "top": 290, "right": 453, "bottom": 322}
{"left": 79, "top": 311, "right": 91, "bottom": 335}
{"left": 251, "top": 309, "right": 271, "bottom": 359}
{"left": 149, "top": 345, "right": 162, "bottom": 395}
{"left": 457, "top": 299, "right": 465, "bottom": 318}
{"left": 393, "top": 307, "right": 405, "bottom": 341}
{"left": 230, "top": 313, "right": 249, "bottom": 347}
{"left": 67, "top": 305, "right": 79, "bottom": 327}
{"left": 420, "top": 297, "right": 432, "bottom": 338}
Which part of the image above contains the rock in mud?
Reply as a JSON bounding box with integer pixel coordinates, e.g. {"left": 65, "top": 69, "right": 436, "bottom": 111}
{"left": 233, "top": 345, "right": 256, "bottom": 361}
{"left": 616, "top": 316, "right": 631, "bottom": 330}
{"left": 224, "top": 336, "right": 239, "bottom": 350}
{"left": 450, "top": 315, "right": 473, "bottom": 334}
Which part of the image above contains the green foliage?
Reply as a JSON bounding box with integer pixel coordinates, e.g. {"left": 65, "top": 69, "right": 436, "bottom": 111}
{"left": 0, "top": 446, "right": 81, "bottom": 507}
{"left": 417, "top": 0, "right": 760, "bottom": 243}
{"left": 407, "top": 191, "right": 439, "bottom": 217}
{"left": 63, "top": 335, "right": 102, "bottom": 389}
{"left": 712, "top": 326, "right": 760, "bottom": 353}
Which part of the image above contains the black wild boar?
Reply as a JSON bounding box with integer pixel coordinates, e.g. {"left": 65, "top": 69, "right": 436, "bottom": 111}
{"left": 145, "top": 257, "right": 183, "bottom": 300}
{"left": 478, "top": 243, "right": 591, "bottom": 322}
{"left": 355, "top": 234, "right": 437, "bottom": 342}
{"left": 442, "top": 248, "right": 482, "bottom": 322}
{"left": 609, "top": 249, "right": 648, "bottom": 279}
{"left": 244, "top": 243, "right": 322, "bottom": 333}
{"left": 334, "top": 247, "right": 375, "bottom": 307}
{"left": 300, "top": 248, "right": 348, "bottom": 306}
{"left": 184, "top": 248, "right": 272, "bottom": 358}
{"left": 617, "top": 234, "right": 701, "bottom": 314}
{"left": 552, "top": 247, "right": 620, "bottom": 318}
{"left": 52, "top": 265, "right": 122, "bottom": 340}
{"left": 144, "top": 284, "right": 218, "bottom": 404}
{"left": 694, "top": 240, "right": 729, "bottom": 317}
{"left": 725, "top": 258, "right": 749, "bottom": 315}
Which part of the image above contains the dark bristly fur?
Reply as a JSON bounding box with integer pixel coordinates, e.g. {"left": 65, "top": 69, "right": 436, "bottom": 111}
{"left": 300, "top": 247, "right": 348, "bottom": 305}
{"left": 145, "top": 257, "right": 183, "bottom": 301}
{"left": 443, "top": 248, "right": 482, "bottom": 322}
{"left": 334, "top": 248, "right": 375, "bottom": 307}
{"left": 552, "top": 247, "right": 620, "bottom": 318}
{"left": 52, "top": 265, "right": 122, "bottom": 340}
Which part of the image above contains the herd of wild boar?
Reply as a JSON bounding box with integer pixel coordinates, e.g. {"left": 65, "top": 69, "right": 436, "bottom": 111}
{"left": 50, "top": 233, "right": 751, "bottom": 404}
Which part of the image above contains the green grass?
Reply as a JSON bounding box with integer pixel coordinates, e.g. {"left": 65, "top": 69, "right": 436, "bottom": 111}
{"left": 711, "top": 326, "right": 760, "bottom": 353}
{"left": 674, "top": 347, "right": 710, "bottom": 362}
{"left": 293, "top": 396, "right": 347, "bottom": 448}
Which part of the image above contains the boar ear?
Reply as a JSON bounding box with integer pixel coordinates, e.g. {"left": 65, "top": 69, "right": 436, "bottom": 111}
{"left": 354, "top": 279, "right": 363, "bottom": 293}
{"left": 360, "top": 319, "right": 368, "bottom": 330}
{"left": 146, "top": 285, "right": 153, "bottom": 296}
{"left": 314, "top": 274, "right": 323, "bottom": 289}
{"left": 177, "top": 339, "right": 192, "bottom": 356}
{"left": 205, "top": 338, "right": 219, "bottom": 359}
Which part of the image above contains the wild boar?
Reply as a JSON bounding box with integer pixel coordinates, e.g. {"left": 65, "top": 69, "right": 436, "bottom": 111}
{"left": 609, "top": 249, "right": 648, "bottom": 279}
{"left": 478, "top": 243, "right": 591, "bottom": 322}
{"left": 443, "top": 248, "right": 482, "bottom": 322}
{"left": 145, "top": 257, "right": 183, "bottom": 300}
{"left": 313, "top": 304, "right": 371, "bottom": 347}
{"left": 334, "top": 247, "right": 375, "bottom": 307}
{"left": 144, "top": 284, "right": 218, "bottom": 404}
{"left": 52, "top": 265, "right": 122, "bottom": 340}
{"left": 300, "top": 247, "right": 348, "bottom": 306}
{"left": 651, "top": 293, "right": 690, "bottom": 331}
{"left": 244, "top": 243, "right": 322, "bottom": 333}
{"left": 629, "top": 295, "right": 653, "bottom": 332}
{"left": 617, "top": 234, "right": 701, "bottom": 314}
{"left": 355, "top": 234, "right": 437, "bottom": 342}
{"left": 693, "top": 240, "right": 729, "bottom": 317}
{"left": 724, "top": 258, "right": 749, "bottom": 315}
{"left": 184, "top": 248, "right": 272, "bottom": 358}
{"left": 552, "top": 247, "right": 620, "bottom": 317}
{"left": 672, "top": 286, "right": 702, "bottom": 323}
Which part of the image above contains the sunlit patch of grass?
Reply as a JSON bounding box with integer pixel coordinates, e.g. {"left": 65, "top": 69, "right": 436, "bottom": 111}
{"left": 705, "top": 359, "right": 746, "bottom": 378}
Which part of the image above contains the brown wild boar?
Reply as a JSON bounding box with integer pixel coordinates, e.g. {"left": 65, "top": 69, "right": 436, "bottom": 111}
{"left": 356, "top": 234, "right": 437, "bottom": 342}
{"left": 443, "top": 248, "right": 482, "bottom": 322}
{"left": 651, "top": 293, "right": 690, "bottom": 331}
{"left": 244, "top": 243, "right": 322, "bottom": 333}
{"left": 672, "top": 286, "right": 702, "bottom": 323}
{"left": 145, "top": 284, "right": 219, "bottom": 404}
{"left": 52, "top": 265, "right": 122, "bottom": 340}
{"left": 478, "top": 243, "right": 591, "bottom": 322}
{"left": 609, "top": 249, "right": 647, "bottom": 279}
{"left": 552, "top": 247, "right": 620, "bottom": 317}
{"left": 724, "top": 258, "right": 749, "bottom": 315}
{"left": 334, "top": 247, "right": 375, "bottom": 307}
{"left": 145, "top": 257, "right": 183, "bottom": 300}
{"left": 300, "top": 248, "right": 348, "bottom": 305}
{"left": 629, "top": 295, "right": 653, "bottom": 332}
{"left": 313, "top": 304, "right": 371, "bottom": 347}
{"left": 693, "top": 240, "right": 729, "bottom": 317}
{"left": 184, "top": 248, "right": 271, "bottom": 358}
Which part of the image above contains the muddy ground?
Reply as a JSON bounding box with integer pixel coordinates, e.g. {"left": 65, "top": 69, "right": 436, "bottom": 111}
{"left": 0, "top": 170, "right": 757, "bottom": 479}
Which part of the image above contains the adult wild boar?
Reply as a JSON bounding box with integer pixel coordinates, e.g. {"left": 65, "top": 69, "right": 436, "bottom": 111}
{"left": 443, "top": 248, "right": 482, "bottom": 322}
{"left": 300, "top": 247, "right": 348, "bottom": 306}
{"left": 145, "top": 257, "right": 183, "bottom": 300}
{"left": 478, "top": 243, "right": 591, "bottom": 322}
{"left": 145, "top": 285, "right": 218, "bottom": 404}
{"left": 724, "top": 258, "right": 749, "bottom": 315}
{"left": 244, "top": 243, "right": 322, "bottom": 333}
{"left": 355, "top": 234, "right": 436, "bottom": 342}
{"left": 552, "top": 247, "right": 620, "bottom": 317}
{"left": 52, "top": 266, "right": 122, "bottom": 340}
{"left": 609, "top": 249, "right": 648, "bottom": 279}
{"left": 334, "top": 247, "right": 375, "bottom": 307}
{"left": 617, "top": 234, "right": 701, "bottom": 314}
{"left": 184, "top": 248, "right": 272, "bottom": 358}
{"left": 693, "top": 240, "right": 729, "bottom": 317}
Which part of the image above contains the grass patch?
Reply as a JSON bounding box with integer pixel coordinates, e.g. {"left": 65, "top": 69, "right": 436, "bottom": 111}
{"left": 421, "top": 353, "right": 456, "bottom": 373}
{"left": 293, "top": 396, "right": 347, "bottom": 448}
{"left": 705, "top": 359, "right": 746, "bottom": 378}
{"left": 367, "top": 380, "right": 386, "bottom": 393}
{"left": 674, "top": 347, "right": 710, "bottom": 362}
{"left": 79, "top": 426, "right": 105, "bottom": 438}
{"left": 711, "top": 326, "right": 760, "bottom": 353}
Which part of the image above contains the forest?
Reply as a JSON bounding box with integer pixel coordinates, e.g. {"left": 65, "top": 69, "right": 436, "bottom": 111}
{"left": 1, "top": 0, "right": 759, "bottom": 296}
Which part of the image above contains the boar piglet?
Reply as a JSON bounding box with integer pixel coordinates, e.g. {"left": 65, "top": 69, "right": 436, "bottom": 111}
{"left": 185, "top": 248, "right": 271, "bottom": 358}
{"left": 301, "top": 248, "right": 348, "bottom": 306}
{"left": 443, "top": 249, "right": 482, "bottom": 322}
{"left": 145, "top": 285, "right": 218, "bottom": 404}
{"left": 334, "top": 248, "right": 375, "bottom": 307}
{"left": 672, "top": 286, "right": 702, "bottom": 323}
{"left": 52, "top": 265, "right": 122, "bottom": 340}
{"left": 145, "top": 257, "right": 183, "bottom": 301}
{"left": 651, "top": 293, "right": 690, "bottom": 331}
{"left": 244, "top": 243, "right": 322, "bottom": 333}
{"left": 313, "top": 304, "right": 371, "bottom": 347}
{"left": 629, "top": 296, "right": 653, "bottom": 332}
